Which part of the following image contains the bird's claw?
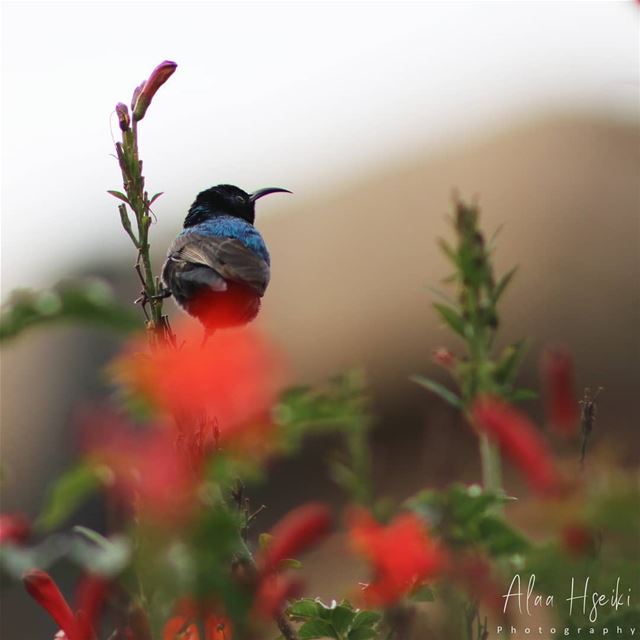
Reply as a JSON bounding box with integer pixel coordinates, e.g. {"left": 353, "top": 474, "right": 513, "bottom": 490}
{"left": 134, "top": 287, "right": 172, "bottom": 306}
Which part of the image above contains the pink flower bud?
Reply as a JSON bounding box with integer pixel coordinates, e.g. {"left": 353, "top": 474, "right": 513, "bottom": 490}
{"left": 115, "top": 103, "right": 130, "bottom": 131}
{"left": 132, "top": 60, "right": 177, "bottom": 121}
{"left": 433, "top": 347, "right": 456, "bottom": 368}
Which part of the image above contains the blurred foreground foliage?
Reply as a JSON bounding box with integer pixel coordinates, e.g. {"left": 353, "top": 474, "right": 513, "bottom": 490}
{"left": 0, "top": 279, "right": 139, "bottom": 342}
{"left": 2, "top": 199, "right": 639, "bottom": 640}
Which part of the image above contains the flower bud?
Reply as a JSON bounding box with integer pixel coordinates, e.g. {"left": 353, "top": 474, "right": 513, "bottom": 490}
{"left": 115, "top": 103, "right": 130, "bottom": 131}
{"left": 259, "top": 502, "right": 331, "bottom": 575}
{"left": 432, "top": 347, "right": 455, "bottom": 369}
{"left": 132, "top": 60, "right": 177, "bottom": 121}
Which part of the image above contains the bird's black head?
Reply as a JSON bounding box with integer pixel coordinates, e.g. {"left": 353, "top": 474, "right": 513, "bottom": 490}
{"left": 183, "top": 184, "right": 291, "bottom": 228}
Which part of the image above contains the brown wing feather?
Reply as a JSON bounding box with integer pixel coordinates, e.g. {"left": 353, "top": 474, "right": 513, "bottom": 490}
{"left": 167, "top": 235, "right": 270, "bottom": 295}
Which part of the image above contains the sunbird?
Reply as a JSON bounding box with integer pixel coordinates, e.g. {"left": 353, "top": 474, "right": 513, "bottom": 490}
{"left": 162, "top": 184, "right": 290, "bottom": 333}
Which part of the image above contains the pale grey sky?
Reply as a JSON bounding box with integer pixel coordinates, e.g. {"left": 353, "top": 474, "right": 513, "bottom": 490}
{"left": 1, "top": 1, "right": 637, "bottom": 294}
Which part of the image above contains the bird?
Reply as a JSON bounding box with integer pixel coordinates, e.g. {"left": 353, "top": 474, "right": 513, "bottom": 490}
{"left": 161, "top": 184, "right": 291, "bottom": 334}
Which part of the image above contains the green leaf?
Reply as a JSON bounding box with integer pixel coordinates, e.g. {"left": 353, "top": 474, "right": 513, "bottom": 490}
{"left": 107, "top": 189, "right": 131, "bottom": 204}
{"left": 478, "top": 515, "right": 530, "bottom": 556}
{"left": 492, "top": 266, "right": 518, "bottom": 303}
{"left": 148, "top": 191, "right": 164, "bottom": 206}
{"left": 72, "top": 526, "right": 112, "bottom": 550}
{"left": 348, "top": 628, "right": 377, "bottom": 640}
{"left": 494, "top": 340, "right": 528, "bottom": 386}
{"left": 351, "top": 610, "right": 381, "bottom": 628}
{"left": 411, "top": 375, "right": 463, "bottom": 410}
{"left": 330, "top": 605, "right": 356, "bottom": 634}
{"left": 37, "top": 463, "right": 102, "bottom": 531}
{"left": 448, "top": 484, "right": 504, "bottom": 521}
{"left": 0, "top": 280, "right": 140, "bottom": 343}
{"left": 298, "top": 619, "right": 338, "bottom": 639}
{"left": 433, "top": 303, "right": 466, "bottom": 337}
{"left": 280, "top": 558, "right": 303, "bottom": 570}
{"left": 437, "top": 237, "right": 458, "bottom": 263}
{"left": 275, "top": 371, "right": 370, "bottom": 453}
{"left": 288, "top": 599, "right": 320, "bottom": 621}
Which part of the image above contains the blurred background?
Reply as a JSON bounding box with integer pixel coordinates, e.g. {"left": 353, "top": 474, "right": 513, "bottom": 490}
{"left": 1, "top": 2, "right": 638, "bottom": 638}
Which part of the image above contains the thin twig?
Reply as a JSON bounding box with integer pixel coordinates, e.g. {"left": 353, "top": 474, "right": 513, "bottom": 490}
{"left": 580, "top": 386, "right": 603, "bottom": 468}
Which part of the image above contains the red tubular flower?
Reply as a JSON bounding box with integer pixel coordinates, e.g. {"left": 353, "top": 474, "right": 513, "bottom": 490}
{"left": 132, "top": 60, "right": 177, "bottom": 121}
{"left": 23, "top": 570, "right": 108, "bottom": 640}
{"left": 259, "top": 502, "right": 332, "bottom": 575}
{"left": 348, "top": 509, "right": 446, "bottom": 607}
{"left": 75, "top": 575, "right": 109, "bottom": 640}
{"left": 471, "top": 395, "right": 563, "bottom": 496}
{"left": 541, "top": 347, "right": 579, "bottom": 437}
{"left": 113, "top": 324, "right": 284, "bottom": 447}
{"left": 24, "top": 570, "right": 77, "bottom": 639}
{"left": 0, "top": 513, "right": 31, "bottom": 544}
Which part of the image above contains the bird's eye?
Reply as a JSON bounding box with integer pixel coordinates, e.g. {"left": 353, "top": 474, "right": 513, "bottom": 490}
{"left": 235, "top": 195, "right": 245, "bottom": 206}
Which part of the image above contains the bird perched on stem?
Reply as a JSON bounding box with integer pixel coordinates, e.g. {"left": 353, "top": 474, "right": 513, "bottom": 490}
{"left": 162, "top": 184, "right": 290, "bottom": 335}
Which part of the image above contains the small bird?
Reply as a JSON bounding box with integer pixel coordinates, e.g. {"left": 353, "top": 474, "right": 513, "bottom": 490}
{"left": 162, "top": 184, "right": 290, "bottom": 333}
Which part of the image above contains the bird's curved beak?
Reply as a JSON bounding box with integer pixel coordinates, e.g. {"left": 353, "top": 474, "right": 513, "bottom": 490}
{"left": 249, "top": 187, "right": 292, "bottom": 203}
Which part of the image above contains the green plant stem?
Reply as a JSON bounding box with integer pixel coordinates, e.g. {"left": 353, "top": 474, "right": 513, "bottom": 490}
{"left": 467, "top": 328, "right": 503, "bottom": 495}
{"left": 479, "top": 434, "right": 502, "bottom": 494}
{"left": 115, "top": 113, "right": 174, "bottom": 347}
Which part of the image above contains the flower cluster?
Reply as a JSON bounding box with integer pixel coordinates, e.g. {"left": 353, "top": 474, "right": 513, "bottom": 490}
{"left": 348, "top": 510, "right": 446, "bottom": 606}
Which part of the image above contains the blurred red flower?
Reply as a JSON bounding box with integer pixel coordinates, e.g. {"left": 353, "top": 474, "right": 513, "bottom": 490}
{"left": 113, "top": 324, "right": 284, "bottom": 445}
{"left": 86, "top": 413, "right": 199, "bottom": 526}
{"left": 541, "top": 347, "right": 579, "bottom": 437}
{"left": 562, "top": 524, "right": 596, "bottom": 556}
{"left": 253, "top": 574, "right": 302, "bottom": 619}
{"left": 348, "top": 509, "right": 446, "bottom": 606}
{"left": 163, "top": 608, "right": 231, "bottom": 640}
{"left": 23, "top": 569, "right": 108, "bottom": 640}
{"left": 204, "top": 616, "right": 232, "bottom": 640}
{"left": 471, "top": 395, "right": 563, "bottom": 496}
{"left": 258, "top": 502, "right": 332, "bottom": 575}
{"left": 0, "top": 513, "right": 30, "bottom": 544}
